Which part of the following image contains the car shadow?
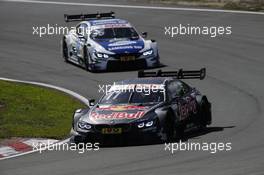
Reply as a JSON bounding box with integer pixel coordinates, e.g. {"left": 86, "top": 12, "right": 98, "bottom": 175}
{"left": 99, "top": 125, "right": 235, "bottom": 148}
{"left": 67, "top": 61, "right": 167, "bottom": 73}
{"left": 181, "top": 126, "right": 235, "bottom": 142}
{"left": 100, "top": 63, "right": 167, "bottom": 73}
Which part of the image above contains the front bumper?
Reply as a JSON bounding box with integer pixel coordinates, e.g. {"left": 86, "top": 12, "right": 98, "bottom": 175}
{"left": 89, "top": 53, "right": 159, "bottom": 71}
{"left": 72, "top": 123, "right": 158, "bottom": 143}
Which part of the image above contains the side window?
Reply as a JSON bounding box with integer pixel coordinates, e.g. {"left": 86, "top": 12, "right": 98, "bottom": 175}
{"left": 167, "top": 81, "right": 179, "bottom": 100}
{"left": 167, "top": 80, "right": 190, "bottom": 99}
{"left": 181, "top": 82, "right": 191, "bottom": 95}
{"left": 76, "top": 23, "right": 88, "bottom": 38}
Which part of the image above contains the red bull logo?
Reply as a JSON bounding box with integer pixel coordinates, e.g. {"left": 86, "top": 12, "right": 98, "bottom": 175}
{"left": 98, "top": 105, "right": 147, "bottom": 111}
{"left": 90, "top": 111, "right": 145, "bottom": 120}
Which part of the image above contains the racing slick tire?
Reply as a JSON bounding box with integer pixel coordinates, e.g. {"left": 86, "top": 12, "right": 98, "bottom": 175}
{"left": 198, "top": 97, "right": 212, "bottom": 130}
{"left": 83, "top": 47, "right": 95, "bottom": 72}
{"left": 70, "top": 135, "right": 84, "bottom": 144}
{"left": 62, "top": 37, "right": 69, "bottom": 63}
{"left": 156, "top": 111, "right": 183, "bottom": 143}
{"left": 70, "top": 134, "right": 97, "bottom": 145}
{"left": 155, "top": 53, "right": 161, "bottom": 67}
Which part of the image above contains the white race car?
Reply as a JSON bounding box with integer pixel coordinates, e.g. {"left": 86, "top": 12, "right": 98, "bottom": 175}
{"left": 62, "top": 12, "right": 160, "bottom": 72}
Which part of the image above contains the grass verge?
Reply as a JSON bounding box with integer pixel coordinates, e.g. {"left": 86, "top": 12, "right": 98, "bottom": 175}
{"left": 0, "top": 80, "right": 86, "bottom": 139}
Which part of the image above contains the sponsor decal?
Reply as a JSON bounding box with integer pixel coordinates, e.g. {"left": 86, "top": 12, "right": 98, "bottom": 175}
{"left": 90, "top": 111, "right": 145, "bottom": 120}
{"left": 108, "top": 45, "right": 143, "bottom": 51}
{"left": 179, "top": 98, "right": 197, "bottom": 119}
{"left": 90, "top": 19, "right": 129, "bottom": 26}
{"left": 104, "top": 24, "right": 130, "bottom": 28}
{"left": 109, "top": 84, "right": 165, "bottom": 92}
{"left": 108, "top": 41, "right": 137, "bottom": 47}
{"left": 98, "top": 105, "right": 147, "bottom": 111}
{"left": 96, "top": 38, "right": 144, "bottom": 54}
{"left": 90, "top": 20, "right": 131, "bottom": 30}
{"left": 92, "top": 23, "right": 131, "bottom": 30}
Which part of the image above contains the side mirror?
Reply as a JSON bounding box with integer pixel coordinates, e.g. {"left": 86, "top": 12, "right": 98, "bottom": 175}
{"left": 142, "top": 32, "right": 148, "bottom": 38}
{"left": 75, "top": 108, "right": 83, "bottom": 113}
{"left": 89, "top": 99, "right": 95, "bottom": 107}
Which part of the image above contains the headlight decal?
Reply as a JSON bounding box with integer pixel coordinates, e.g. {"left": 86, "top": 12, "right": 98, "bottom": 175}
{"left": 94, "top": 51, "right": 110, "bottom": 59}
{"left": 137, "top": 120, "right": 154, "bottom": 128}
{"left": 142, "top": 49, "right": 153, "bottom": 56}
{"left": 78, "top": 121, "right": 92, "bottom": 130}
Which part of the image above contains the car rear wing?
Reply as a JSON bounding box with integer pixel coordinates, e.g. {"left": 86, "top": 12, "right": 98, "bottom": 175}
{"left": 64, "top": 12, "right": 115, "bottom": 22}
{"left": 138, "top": 68, "right": 206, "bottom": 80}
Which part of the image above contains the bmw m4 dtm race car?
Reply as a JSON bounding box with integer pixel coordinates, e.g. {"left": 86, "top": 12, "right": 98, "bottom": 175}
{"left": 70, "top": 68, "right": 212, "bottom": 144}
{"left": 62, "top": 12, "right": 160, "bottom": 72}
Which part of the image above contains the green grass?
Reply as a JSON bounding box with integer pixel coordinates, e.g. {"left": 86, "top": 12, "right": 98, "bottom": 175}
{"left": 0, "top": 80, "right": 86, "bottom": 139}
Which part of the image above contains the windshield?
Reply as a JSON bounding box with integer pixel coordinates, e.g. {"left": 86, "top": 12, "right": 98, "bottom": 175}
{"left": 90, "top": 27, "right": 139, "bottom": 40}
{"left": 99, "top": 90, "right": 164, "bottom": 105}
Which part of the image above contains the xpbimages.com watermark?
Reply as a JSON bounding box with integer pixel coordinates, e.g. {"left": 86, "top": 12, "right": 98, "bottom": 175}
{"left": 98, "top": 83, "right": 165, "bottom": 95}
{"left": 164, "top": 141, "right": 232, "bottom": 154}
{"left": 32, "top": 24, "right": 232, "bottom": 38}
{"left": 32, "top": 24, "right": 90, "bottom": 37}
{"left": 164, "top": 24, "right": 232, "bottom": 38}
{"left": 32, "top": 140, "right": 100, "bottom": 154}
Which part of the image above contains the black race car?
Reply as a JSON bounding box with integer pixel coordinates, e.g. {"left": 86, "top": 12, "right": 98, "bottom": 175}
{"left": 70, "top": 68, "right": 211, "bottom": 144}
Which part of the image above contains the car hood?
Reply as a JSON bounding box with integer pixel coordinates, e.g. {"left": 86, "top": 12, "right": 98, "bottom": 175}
{"left": 95, "top": 38, "right": 145, "bottom": 54}
{"left": 82, "top": 104, "right": 154, "bottom": 124}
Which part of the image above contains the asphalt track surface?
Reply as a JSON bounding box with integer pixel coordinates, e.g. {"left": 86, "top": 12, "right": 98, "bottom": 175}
{"left": 0, "top": 0, "right": 264, "bottom": 174}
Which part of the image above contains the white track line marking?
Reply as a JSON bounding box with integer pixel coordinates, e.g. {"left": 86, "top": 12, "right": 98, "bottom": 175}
{"left": 0, "top": 77, "right": 89, "bottom": 160}
{"left": 3, "top": 0, "right": 264, "bottom": 15}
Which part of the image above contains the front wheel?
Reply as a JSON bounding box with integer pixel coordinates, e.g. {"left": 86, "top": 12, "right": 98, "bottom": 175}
{"left": 83, "top": 47, "right": 90, "bottom": 71}
{"left": 83, "top": 47, "right": 96, "bottom": 72}
{"left": 198, "top": 98, "right": 212, "bottom": 130}
{"left": 155, "top": 53, "right": 161, "bottom": 67}
{"left": 70, "top": 135, "right": 85, "bottom": 144}
{"left": 156, "top": 112, "right": 183, "bottom": 143}
{"left": 62, "top": 38, "right": 69, "bottom": 62}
